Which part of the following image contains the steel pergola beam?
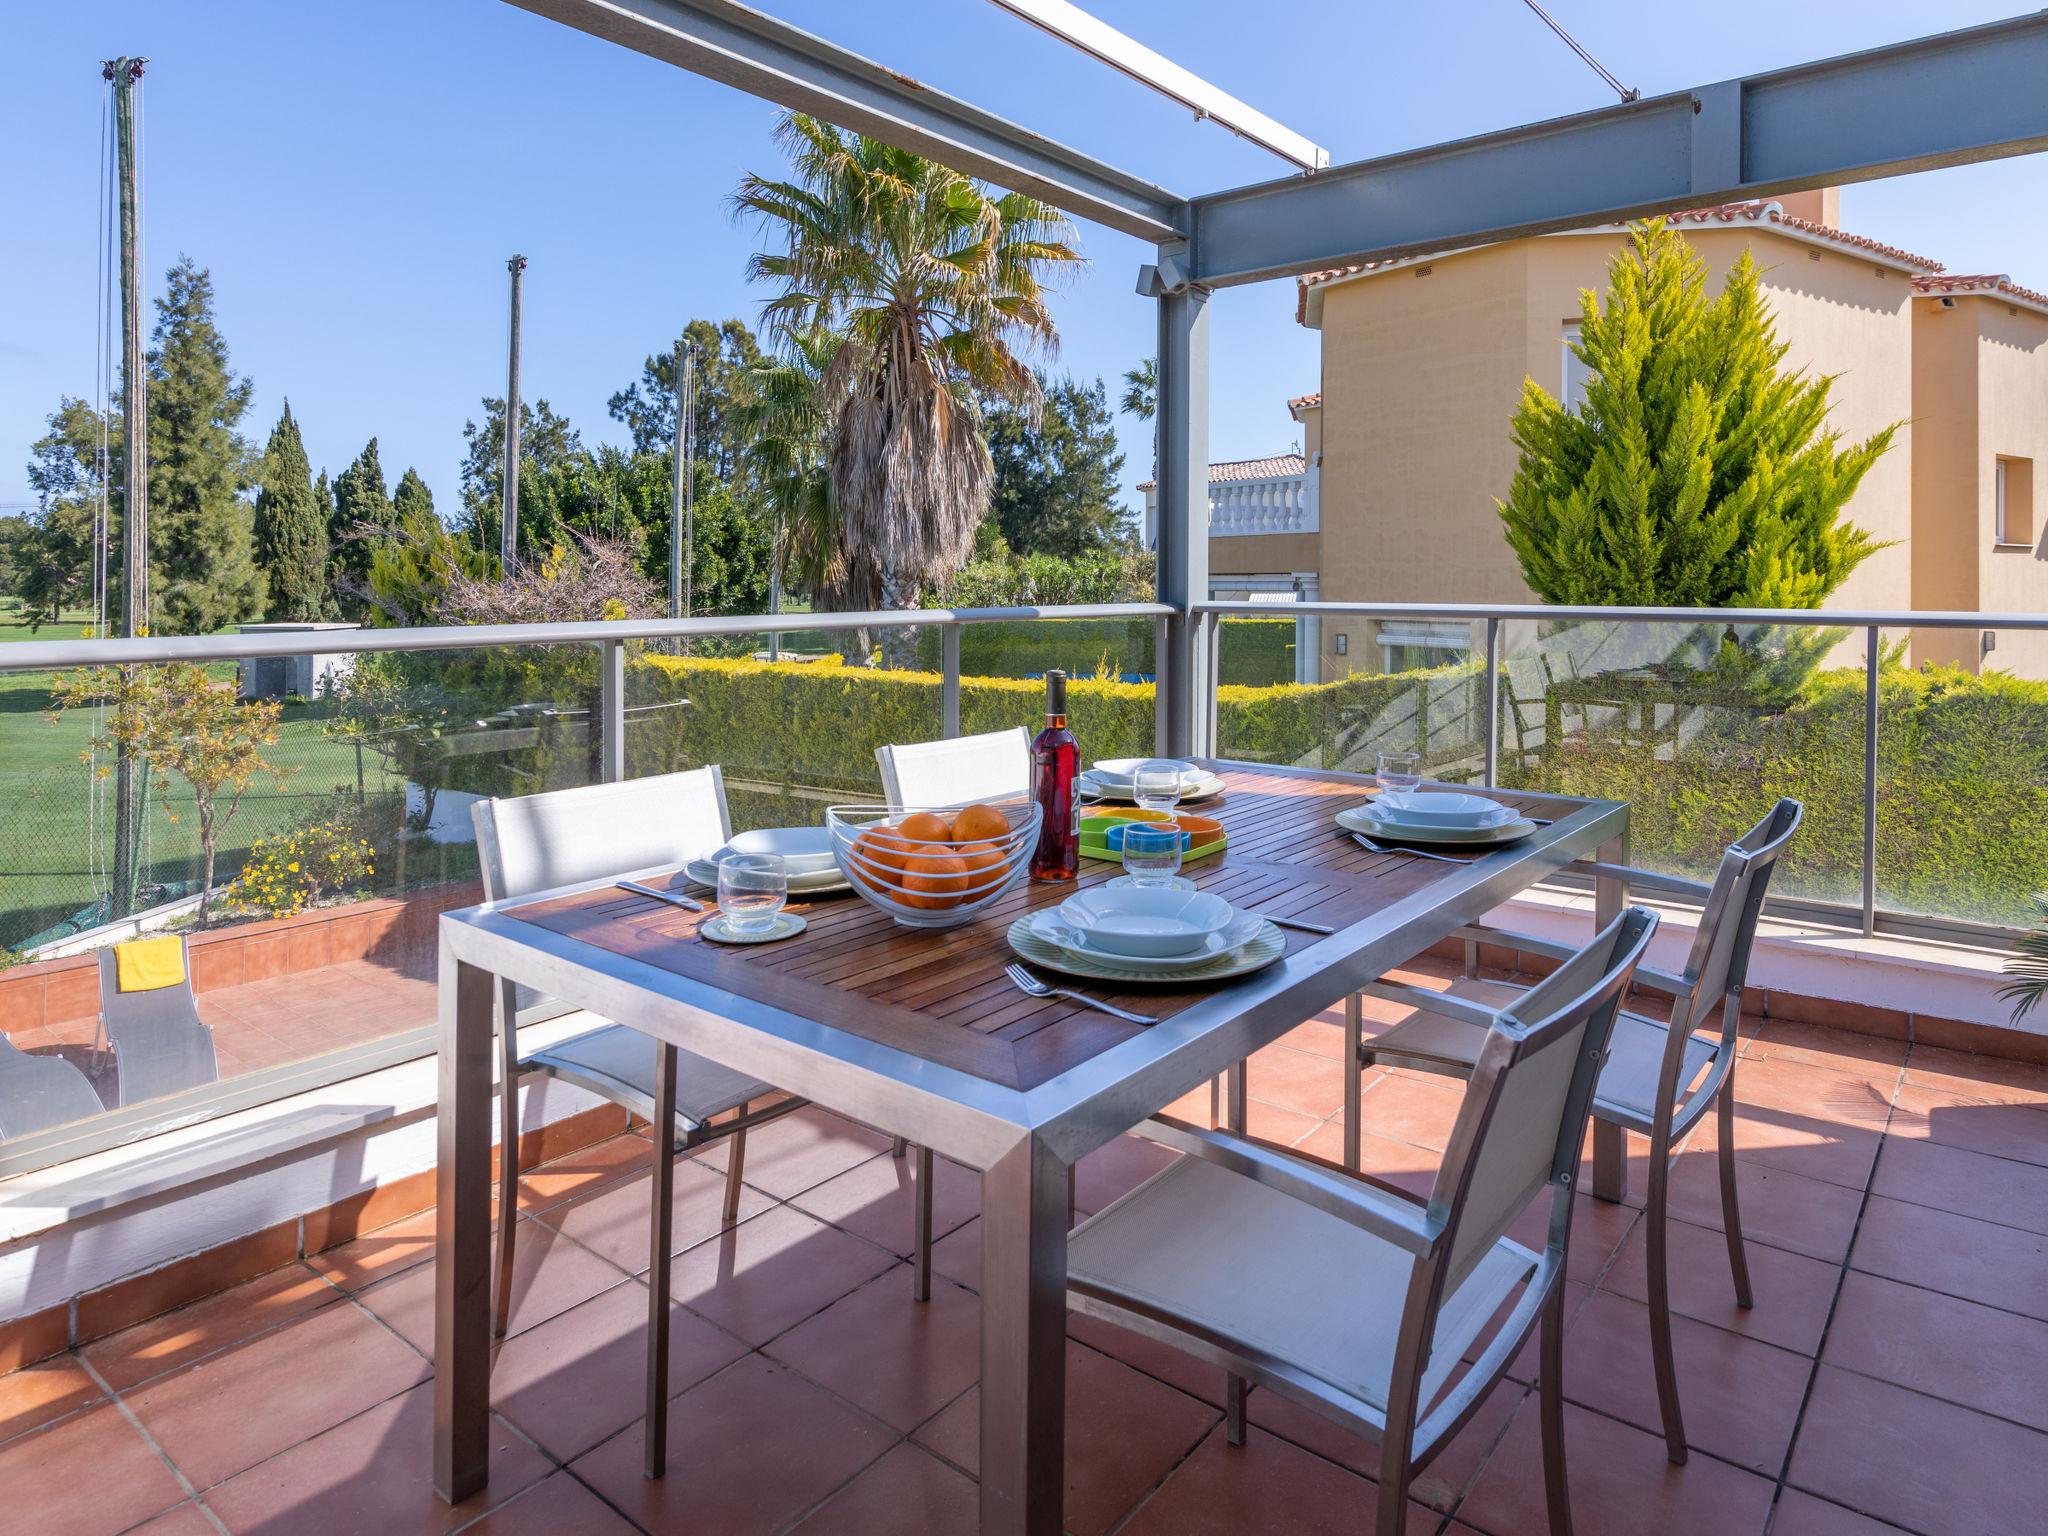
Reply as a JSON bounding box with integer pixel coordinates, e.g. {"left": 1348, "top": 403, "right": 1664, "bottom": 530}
{"left": 1185, "top": 11, "right": 2048, "bottom": 287}
{"left": 501, "top": 0, "right": 1185, "bottom": 240}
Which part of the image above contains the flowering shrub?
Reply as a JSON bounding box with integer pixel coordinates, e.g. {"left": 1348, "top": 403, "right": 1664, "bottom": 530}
{"left": 223, "top": 820, "right": 375, "bottom": 919}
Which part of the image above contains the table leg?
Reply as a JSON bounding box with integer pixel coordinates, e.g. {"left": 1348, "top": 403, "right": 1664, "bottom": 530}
{"left": 434, "top": 951, "right": 495, "bottom": 1504}
{"left": 980, "top": 1135, "right": 1069, "bottom": 1536}
{"left": 1225, "top": 1061, "right": 1247, "bottom": 1135}
{"left": 1343, "top": 992, "right": 1363, "bottom": 1173}
{"left": 1591, "top": 824, "right": 1631, "bottom": 1205}
{"left": 644, "top": 1043, "right": 677, "bottom": 1479}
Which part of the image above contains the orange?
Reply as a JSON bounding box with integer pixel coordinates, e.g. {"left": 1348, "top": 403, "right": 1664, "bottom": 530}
{"left": 951, "top": 802, "right": 1010, "bottom": 844}
{"left": 898, "top": 854, "right": 970, "bottom": 909}
{"left": 852, "top": 828, "right": 916, "bottom": 878}
{"left": 954, "top": 839, "right": 1007, "bottom": 896}
{"left": 896, "top": 810, "right": 955, "bottom": 844}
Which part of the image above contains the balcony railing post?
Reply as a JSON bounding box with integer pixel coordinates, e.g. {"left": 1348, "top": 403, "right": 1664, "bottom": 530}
{"left": 1482, "top": 617, "right": 1501, "bottom": 786}
{"left": 599, "top": 637, "right": 626, "bottom": 784}
{"left": 1154, "top": 614, "right": 1170, "bottom": 755}
{"left": 1204, "top": 610, "right": 1221, "bottom": 757}
{"left": 942, "top": 626, "right": 962, "bottom": 739}
{"left": 1863, "top": 624, "right": 1880, "bottom": 936}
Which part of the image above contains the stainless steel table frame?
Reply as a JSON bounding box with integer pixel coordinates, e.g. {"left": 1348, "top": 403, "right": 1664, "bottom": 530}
{"left": 431, "top": 769, "right": 1628, "bottom": 1535}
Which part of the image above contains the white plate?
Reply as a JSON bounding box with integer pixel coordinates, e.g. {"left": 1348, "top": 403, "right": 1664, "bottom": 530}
{"left": 1089, "top": 757, "right": 1203, "bottom": 787}
{"left": 1029, "top": 910, "right": 1263, "bottom": 972}
{"left": 1010, "top": 911, "right": 1284, "bottom": 983}
{"left": 1335, "top": 805, "right": 1539, "bottom": 847}
{"left": 685, "top": 857, "right": 850, "bottom": 894}
{"left": 1057, "top": 887, "right": 1234, "bottom": 958}
{"left": 1368, "top": 791, "right": 1515, "bottom": 830}
{"left": 1079, "top": 771, "right": 1225, "bottom": 805}
{"left": 717, "top": 826, "right": 837, "bottom": 875}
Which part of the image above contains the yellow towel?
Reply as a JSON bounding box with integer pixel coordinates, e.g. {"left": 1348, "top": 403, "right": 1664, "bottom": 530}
{"left": 115, "top": 936, "right": 186, "bottom": 993}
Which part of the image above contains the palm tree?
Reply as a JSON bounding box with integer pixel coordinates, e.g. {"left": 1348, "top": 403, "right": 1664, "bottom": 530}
{"left": 733, "top": 112, "right": 1082, "bottom": 666}
{"left": 1121, "top": 357, "right": 1156, "bottom": 421}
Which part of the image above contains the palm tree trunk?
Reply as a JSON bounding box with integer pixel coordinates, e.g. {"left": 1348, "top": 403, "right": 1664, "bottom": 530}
{"left": 877, "top": 569, "right": 919, "bottom": 671}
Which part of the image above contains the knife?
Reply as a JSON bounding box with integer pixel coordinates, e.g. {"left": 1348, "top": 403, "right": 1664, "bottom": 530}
{"left": 618, "top": 879, "right": 705, "bottom": 912}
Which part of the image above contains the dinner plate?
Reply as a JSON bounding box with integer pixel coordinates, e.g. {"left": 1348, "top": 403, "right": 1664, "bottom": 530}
{"left": 1078, "top": 771, "right": 1225, "bottom": 805}
{"left": 684, "top": 857, "right": 851, "bottom": 894}
{"left": 1033, "top": 909, "right": 1262, "bottom": 970}
{"left": 1009, "top": 911, "right": 1284, "bottom": 983}
{"left": 1368, "top": 791, "right": 1516, "bottom": 830}
{"left": 1057, "top": 887, "right": 1234, "bottom": 957}
{"left": 715, "top": 826, "right": 838, "bottom": 875}
{"left": 1335, "top": 805, "right": 1540, "bottom": 847}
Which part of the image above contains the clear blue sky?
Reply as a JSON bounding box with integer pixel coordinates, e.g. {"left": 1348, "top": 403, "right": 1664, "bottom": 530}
{"left": 3, "top": 0, "right": 2041, "bottom": 517}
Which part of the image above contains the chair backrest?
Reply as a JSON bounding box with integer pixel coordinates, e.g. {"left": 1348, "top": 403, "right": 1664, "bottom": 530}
{"left": 1431, "top": 906, "right": 1658, "bottom": 1296}
{"left": 876, "top": 728, "right": 1030, "bottom": 809}
{"left": 0, "top": 1033, "right": 104, "bottom": 1140}
{"left": 97, "top": 935, "right": 195, "bottom": 1010}
{"left": 472, "top": 766, "right": 732, "bottom": 903}
{"left": 1674, "top": 798, "right": 1803, "bottom": 1031}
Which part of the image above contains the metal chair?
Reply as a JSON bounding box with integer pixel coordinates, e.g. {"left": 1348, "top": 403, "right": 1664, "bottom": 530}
{"left": 1357, "top": 798, "right": 1802, "bottom": 1464}
{"left": 94, "top": 938, "right": 220, "bottom": 1107}
{"left": 876, "top": 726, "right": 1030, "bottom": 810}
{"left": 1071, "top": 907, "right": 1658, "bottom": 1536}
{"left": 472, "top": 767, "right": 823, "bottom": 1344}
{"left": 0, "top": 1033, "right": 104, "bottom": 1140}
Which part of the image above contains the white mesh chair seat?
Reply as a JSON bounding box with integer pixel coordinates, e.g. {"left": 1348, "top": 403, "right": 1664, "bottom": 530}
{"left": 0, "top": 1034, "right": 103, "bottom": 1140}
{"left": 528, "top": 1023, "right": 771, "bottom": 1129}
{"left": 1070, "top": 1156, "right": 1536, "bottom": 1424}
{"left": 1366, "top": 980, "right": 1718, "bottom": 1131}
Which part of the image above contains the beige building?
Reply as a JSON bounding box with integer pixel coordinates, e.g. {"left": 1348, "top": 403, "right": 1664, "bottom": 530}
{"left": 1181, "top": 195, "right": 2048, "bottom": 679}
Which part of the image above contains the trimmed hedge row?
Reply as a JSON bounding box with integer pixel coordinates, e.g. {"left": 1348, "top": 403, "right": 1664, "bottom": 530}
{"left": 904, "top": 616, "right": 1299, "bottom": 688}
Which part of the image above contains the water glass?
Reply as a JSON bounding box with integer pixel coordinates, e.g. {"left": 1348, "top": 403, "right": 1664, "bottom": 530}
{"left": 1121, "top": 823, "right": 1184, "bottom": 888}
{"left": 1132, "top": 759, "right": 1186, "bottom": 816}
{"left": 718, "top": 853, "right": 787, "bottom": 932}
{"left": 1377, "top": 751, "right": 1422, "bottom": 807}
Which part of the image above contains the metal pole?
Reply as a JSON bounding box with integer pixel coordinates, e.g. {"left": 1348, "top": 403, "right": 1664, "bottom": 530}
{"left": 668, "top": 339, "right": 686, "bottom": 623}
{"left": 768, "top": 512, "right": 782, "bottom": 663}
{"left": 1863, "top": 625, "right": 1880, "bottom": 936}
{"left": 501, "top": 255, "right": 526, "bottom": 576}
{"left": 683, "top": 344, "right": 696, "bottom": 624}
{"left": 599, "top": 638, "right": 626, "bottom": 784}
{"left": 1483, "top": 616, "right": 1501, "bottom": 786}
{"left": 941, "top": 626, "right": 962, "bottom": 738}
{"left": 1152, "top": 256, "right": 1210, "bottom": 758}
{"left": 106, "top": 55, "right": 147, "bottom": 921}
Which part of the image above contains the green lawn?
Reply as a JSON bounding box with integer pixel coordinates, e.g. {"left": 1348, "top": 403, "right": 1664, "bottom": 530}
{"left": 0, "top": 609, "right": 402, "bottom": 950}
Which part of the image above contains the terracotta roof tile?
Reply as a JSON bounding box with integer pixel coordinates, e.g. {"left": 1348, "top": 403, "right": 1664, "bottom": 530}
{"left": 1913, "top": 272, "right": 2048, "bottom": 311}
{"left": 1287, "top": 392, "right": 1322, "bottom": 410}
{"left": 1137, "top": 452, "right": 1305, "bottom": 493}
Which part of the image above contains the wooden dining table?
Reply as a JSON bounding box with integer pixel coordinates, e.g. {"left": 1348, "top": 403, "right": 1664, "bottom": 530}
{"left": 431, "top": 760, "right": 1628, "bottom": 1535}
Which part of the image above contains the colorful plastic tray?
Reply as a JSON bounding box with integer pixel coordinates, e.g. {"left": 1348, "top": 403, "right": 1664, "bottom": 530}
{"left": 1079, "top": 809, "right": 1227, "bottom": 865}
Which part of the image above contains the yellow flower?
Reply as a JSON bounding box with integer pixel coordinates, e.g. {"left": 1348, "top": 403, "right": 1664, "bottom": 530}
{"left": 288, "top": 862, "right": 300, "bottom": 872}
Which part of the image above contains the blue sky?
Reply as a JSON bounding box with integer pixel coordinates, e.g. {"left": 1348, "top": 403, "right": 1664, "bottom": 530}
{"left": 3, "top": 0, "right": 2042, "bottom": 516}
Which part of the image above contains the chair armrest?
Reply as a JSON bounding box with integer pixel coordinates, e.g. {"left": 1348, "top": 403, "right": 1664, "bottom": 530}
{"left": 1362, "top": 980, "right": 1504, "bottom": 1029}
{"left": 1630, "top": 964, "right": 1691, "bottom": 998}
{"left": 1452, "top": 922, "right": 1577, "bottom": 965}
{"left": 1133, "top": 1115, "right": 1443, "bottom": 1256}
{"left": 1570, "top": 861, "right": 1715, "bottom": 900}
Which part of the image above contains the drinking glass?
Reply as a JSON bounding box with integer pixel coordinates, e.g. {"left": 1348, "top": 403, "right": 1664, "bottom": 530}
{"left": 1121, "top": 823, "right": 1184, "bottom": 888}
{"left": 718, "top": 853, "right": 787, "bottom": 932}
{"left": 1132, "top": 759, "right": 1186, "bottom": 817}
{"left": 1376, "top": 751, "right": 1422, "bottom": 807}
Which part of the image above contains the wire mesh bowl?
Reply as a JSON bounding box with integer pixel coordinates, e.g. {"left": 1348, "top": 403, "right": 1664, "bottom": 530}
{"left": 826, "top": 801, "right": 1042, "bottom": 929}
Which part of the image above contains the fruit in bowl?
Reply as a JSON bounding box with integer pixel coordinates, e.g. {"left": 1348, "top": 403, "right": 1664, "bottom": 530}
{"left": 829, "top": 801, "right": 1041, "bottom": 927}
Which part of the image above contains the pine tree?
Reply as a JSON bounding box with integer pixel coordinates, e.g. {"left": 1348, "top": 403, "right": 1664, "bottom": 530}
{"left": 391, "top": 467, "right": 435, "bottom": 524}
{"left": 1499, "top": 220, "right": 1894, "bottom": 608}
{"left": 328, "top": 437, "right": 397, "bottom": 615}
{"left": 145, "top": 256, "right": 261, "bottom": 634}
{"left": 985, "top": 373, "right": 1129, "bottom": 556}
{"left": 252, "top": 402, "right": 330, "bottom": 620}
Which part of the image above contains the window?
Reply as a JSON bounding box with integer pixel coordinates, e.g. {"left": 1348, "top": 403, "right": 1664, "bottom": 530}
{"left": 1996, "top": 457, "right": 2034, "bottom": 548}
{"left": 1561, "top": 321, "right": 1594, "bottom": 415}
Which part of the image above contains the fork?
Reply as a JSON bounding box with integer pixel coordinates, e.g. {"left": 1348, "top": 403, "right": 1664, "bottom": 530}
{"left": 1349, "top": 832, "right": 1477, "bottom": 866}
{"left": 1003, "top": 963, "right": 1158, "bottom": 1025}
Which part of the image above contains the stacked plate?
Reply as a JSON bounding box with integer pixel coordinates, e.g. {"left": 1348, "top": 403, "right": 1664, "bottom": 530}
{"left": 685, "top": 825, "right": 853, "bottom": 895}
{"left": 1006, "top": 885, "right": 1283, "bottom": 983}
{"left": 1336, "top": 791, "right": 1538, "bottom": 847}
{"left": 1078, "top": 758, "right": 1226, "bottom": 805}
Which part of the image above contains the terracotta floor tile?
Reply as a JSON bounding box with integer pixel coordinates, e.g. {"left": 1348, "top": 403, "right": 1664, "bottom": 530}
{"left": 1240, "top": 1096, "right": 1328, "bottom": 1148}
{"left": 1766, "top": 1488, "right": 1908, "bottom": 1536}
{"left": 1349, "top": 1070, "right": 1469, "bottom": 1154}
{"left": 1245, "top": 1043, "right": 1352, "bottom": 1120}
{"left": 306, "top": 1204, "right": 446, "bottom": 1293}
{"left": 1116, "top": 1424, "right": 1433, "bottom": 1536}
{"left": 787, "top": 1146, "right": 980, "bottom": 1256}
{"left": 1066, "top": 1310, "right": 1226, "bottom": 1407}
{"left": 201, "top": 1380, "right": 549, "bottom": 1535}
{"left": 0, "top": 1353, "right": 102, "bottom": 1446}
{"left": 1728, "top": 1056, "right": 1897, "bottom": 1138}
{"left": 490, "top": 1278, "right": 750, "bottom": 1460}
{"left": 1556, "top": 1288, "right": 1812, "bottom": 1474}
{"left": 1290, "top": 1123, "right": 1441, "bottom": 1199}
{"left": 686, "top": 1107, "right": 892, "bottom": 1200}
{"left": 766, "top": 1269, "right": 982, "bottom": 1431}
{"left": 1661, "top": 1149, "right": 1865, "bottom": 1264}
{"left": 1870, "top": 1132, "right": 2048, "bottom": 1235}
{"left": 1888, "top": 1084, "right": 2048, "bottom": 1169}
{"left": 356, "top": 1223, "right": 631, "bottom": 1352}
{"left": 1457, "top": 1398, "right": 1775, "bottom": 1536}
{"left": 514, "top": 1131, "right": 652, "bottom": 1213}
{"left": 457, "top": 1471, "right": 643, "bottom": 1534}
{"left": 1823, "top": 1269, "right": 2048, "bottom": 1432}
{"left": 1689, "top": 1095, "right": 1884, "bottom": 1191}
{"left": 664, "top": 1203, "right": 901, "bottom": 1346}
{"left": 532, "top": 1154, "right": 774, "bottom": 1274}
{"left": 123, "top": 1299, "right": 431, "bottom": 1490}
{"left": 1278, "top": 1014, "right": 1349, "bottom": 1060}
{"left": 122, "top": 1504, "right": 219, "bottom": 1536}
{"left": 1902, "top": 1046, "right": 2048, "bottom": 1107}
{"left": 788, "top": 1441, "right": 978, "bottom": 1535}
{"left": 914, "top": 1340, "right": 1219, "bottom": 1536}
{"left": 1849, "top": 1195, "right": 2048, "bottom": 1321}
{"left": 568, "top": 1356, "right": 894, "bottom": 1536}
{"left": 1072, "top": 1133, "right": 1178, "bottom": 1217}
{"left": 0, "top": 1400, "right": 189, "bottom": 1536}
{"left": 83, "top": 1263, "right": 344, "bottom": 1393}
{"left": 1740, "top": 1020, "right": 1908, "bottom": 1080}
{"left": 927, "top": 1215, "right": 983, "bottom": 1292}
{"left": 1600, "top": 1213, "right": 1840, "bottom": 1356}
{"left": 1789, "top": 1366, "right": 2048, "bottom": 1536}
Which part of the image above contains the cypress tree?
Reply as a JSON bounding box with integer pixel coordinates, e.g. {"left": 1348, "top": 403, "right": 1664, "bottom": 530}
{"left": 252, "top": 402, "right": 331, "bottom": 620}
{"left": 329, "top": 437, "right": 397, "bottom": 615}
{"left": 145, "top": 256, "right": 262, "bottom": 633}
{"left": 1499, "top": 220, "right": 1894, "bottom": 608}
{"left": 391, "top": 466, "right": 435, "bottom": 524}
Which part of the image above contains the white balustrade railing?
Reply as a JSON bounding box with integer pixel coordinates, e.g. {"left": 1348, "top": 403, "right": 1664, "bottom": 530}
{"left": 1207, "top": 470, "right": 1317, "bottom": 535}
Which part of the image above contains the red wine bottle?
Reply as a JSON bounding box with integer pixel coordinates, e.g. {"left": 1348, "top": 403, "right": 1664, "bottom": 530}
{"left": 1030, "top": 670, "right": 1079, "bottom": 882}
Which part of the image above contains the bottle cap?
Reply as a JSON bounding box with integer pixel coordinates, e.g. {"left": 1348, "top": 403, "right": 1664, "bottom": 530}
{"left": 1046, "top": 669, "right": 1068, "bottom": 715}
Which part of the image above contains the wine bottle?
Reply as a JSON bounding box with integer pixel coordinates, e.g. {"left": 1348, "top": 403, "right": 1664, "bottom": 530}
{"left": 1029, "top": 669, "right": 1079, "bottom": 882}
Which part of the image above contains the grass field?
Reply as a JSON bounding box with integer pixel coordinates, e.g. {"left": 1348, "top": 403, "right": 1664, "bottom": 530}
{"left": 0, "top": 607, "right": 405, "bottom": 951}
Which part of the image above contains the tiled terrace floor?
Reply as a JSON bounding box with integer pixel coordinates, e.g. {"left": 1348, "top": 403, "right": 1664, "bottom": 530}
{"left": 4, "top": 960, "right": 2047, "bottom": 1535}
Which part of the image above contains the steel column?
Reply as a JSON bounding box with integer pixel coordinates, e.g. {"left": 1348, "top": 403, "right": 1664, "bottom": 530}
{"left": 1154, "top": 269, "right": 1210, "bottom": 759}
{"left": 1863, "top": 625, "right": 1881, "bottom": 937}
{"left": 942, "top": 626, "right": 962, "bottom": 739}
{"left": 1483, "top": 616, "right": 1502, "bottom": 786}
{"left": 599, "top": 638, "right": 626, "bottom": 784}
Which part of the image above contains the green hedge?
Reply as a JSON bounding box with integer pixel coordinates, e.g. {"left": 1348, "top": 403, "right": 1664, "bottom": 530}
{"left": 906, "top": 616, "right": 1299, "bottom": 687}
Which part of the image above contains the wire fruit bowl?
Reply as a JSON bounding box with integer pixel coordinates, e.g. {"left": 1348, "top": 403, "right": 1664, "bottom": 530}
{"left": 827, "top": 801, "right": 1042, "bottom": 929}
